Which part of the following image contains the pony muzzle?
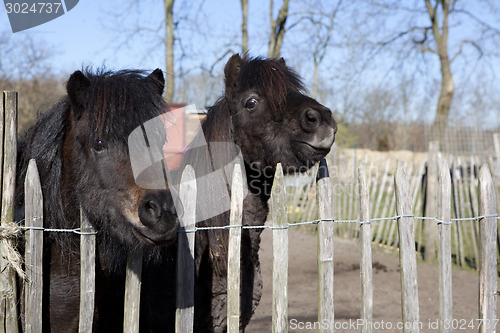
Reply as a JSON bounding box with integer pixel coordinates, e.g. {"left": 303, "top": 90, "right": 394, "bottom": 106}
{"left": 136, "top": 191, "right": 180, "bottom": 246}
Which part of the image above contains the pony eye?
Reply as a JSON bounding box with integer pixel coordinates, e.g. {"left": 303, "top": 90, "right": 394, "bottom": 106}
{"left": 93, "top": 139, "right": 106, "bottom": 152}
{"left": 244, "top": 98, "right": 258, "bottom": 110}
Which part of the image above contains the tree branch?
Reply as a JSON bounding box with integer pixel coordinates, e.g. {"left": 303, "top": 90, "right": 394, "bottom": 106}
{"left": 450, "top": 39, "right": 484, "bottom": 63}
{"left": 454, "top": 8, "right": 500, "bottom": 35}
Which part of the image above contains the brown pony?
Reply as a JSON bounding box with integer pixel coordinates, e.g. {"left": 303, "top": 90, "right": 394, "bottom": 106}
{"left": 16, "top": 69, "right": 179, "bottom": 332}
{"left": 143, "top": 54, "right": 336, "bottom": 332}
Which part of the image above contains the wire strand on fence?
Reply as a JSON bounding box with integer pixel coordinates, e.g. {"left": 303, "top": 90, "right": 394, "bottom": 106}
{"left": 1, "top": 214, "right": 498, "bottom": 237}
{"left": 0, "top": 217, "right": 98, "bottom": 236}
{"left": 178, "top": 213, "right": 499, "bottom": 233}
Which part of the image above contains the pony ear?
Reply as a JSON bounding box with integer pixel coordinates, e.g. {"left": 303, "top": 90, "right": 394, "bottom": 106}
{"left": 277, "top": 57, "right": 286, "bottom": 66}
{"left": 67, "top": 70, "right": 90, "bottom": 119}
{"left": 146, "top": 69, "right": 165, "bottom": 95}
{"left": 224, "top": 54, "right": 243, "bottom": 92}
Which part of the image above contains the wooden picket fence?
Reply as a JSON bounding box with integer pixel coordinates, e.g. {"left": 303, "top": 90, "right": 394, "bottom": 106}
{"left": 1, "top": 90, "right": 499, "bottom": 332}
{"left": 289, "top": 138, "right": 500, "bottom": 269}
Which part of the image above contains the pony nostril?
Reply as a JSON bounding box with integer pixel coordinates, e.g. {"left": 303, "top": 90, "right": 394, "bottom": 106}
{"left": 139, "top": 196, "right": 163, "bottom": 227}
{"left": 139, "top": 192, "right": 179, "bottom": 230}
{"left": 301, "top": 109, "right": 321, "bottom": 132}
{"left": 306, "top": 110, "right": 319, "bottom": 123}
{"left": 145, "top": 200, "right": 161, "bottom": 218}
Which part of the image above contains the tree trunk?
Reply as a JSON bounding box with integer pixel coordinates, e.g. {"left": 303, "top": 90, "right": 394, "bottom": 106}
{"left": 164, "top": 0, "right": 175, "bottom": 103}
{"left": 426, "top": 0, "right": 455, "bottom": 144}
{"left": 241, "top": 0, "right": 248, "bottom": 54}
{"left": 431, "top": 56, "right": 454, "bottom": 144}
{"left": 268, "top": 0, "right": 289, "bottom": 58}
{"left": 312, "top": 60, "right": 319, "bottom": 99}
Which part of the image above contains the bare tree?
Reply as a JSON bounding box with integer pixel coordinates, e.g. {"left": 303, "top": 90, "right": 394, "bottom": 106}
{"left": 0, "top": 33, "right": 53, "bottom": 81}
{"left": 240, "top": 0, "right": 248, "bottom": 53}
{"left": 105, "top": 1, "right": 177, "bottom": 102}
{"left": 303, "top": 0, "right": 343, "bottom": 98}
{"left": 268, "top": 0, "right": 290, "bottom": 58}
{"left": 424, "top": 0, "right": 454, "bottom": 142}
{"left": 363, "top": 0, "right": 500, "bottom": 144}
{"left": 176, "top": 71, "right": 221, "bottom": 108}
{"left": 164, "top": 0, "right": 175, "bottom": 102}
{"left": 0, "top": 31, "right": 63, "bottom": 136}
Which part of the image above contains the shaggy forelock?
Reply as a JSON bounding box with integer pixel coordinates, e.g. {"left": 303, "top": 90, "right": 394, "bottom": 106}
{"left": 81, "top": 69, "right": 167, "bottom": 140}
{"left": 238, "top": 56, "right": 305, "bottom": 112}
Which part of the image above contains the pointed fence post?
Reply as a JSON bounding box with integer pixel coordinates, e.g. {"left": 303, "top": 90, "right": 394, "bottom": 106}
{"left": 176, "top": 165, "right": 197, "bottom": 333}
{"left": 424, "top": 141, "right": 439, "bottom": 262}
{"left": 271, "top": 163, "right": 288, "bottom": 333}
{"left": 373, "top": 159, "right": 391, "bottom": 244}
{"left": 437, "top": 160, "right": 452, "bottom": 333}
{"left": 358, "top": 163, "right": 373, "bottom": 333}
{"left": 0, "top": 91, "right": 19, "bottom": 332}
{"left": 478, "top": 165, "right": 497, "bottom": 333}
{"left": 493, "top": 134, "right": 499, "bottom": 183}
{"left": 79, "top": 207, "right": 96, "bottom": 333}
{"left": 24, "top": 160, "right": 43, "bottom": 333}
{"left": 227, "top": 164, "right": 244, "bottom": 332}
{"left": 493, "top": 134, "right": 500, "bottom": 256}
{"left": 317, "top": 158, "right": 334, "bottom": 332}
{"left": 395, "top": 161, "right": 420, "bottom": 333}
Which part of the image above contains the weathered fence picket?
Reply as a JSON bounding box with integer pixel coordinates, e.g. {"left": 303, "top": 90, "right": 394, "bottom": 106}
{"left": 341, "top": 154, "right": 349, "bottom": 225}
{"left": 394, "top": 161, "right": 420, "bottom": 333}
{"left": 493, "top": 134, "right": 500, "bottom": 258}
{"left": 451, "top": 159, "right": 466, "bottom": 267}
{"left": 409, "top": 161, "right": 424, "bottom": 250}
{"left": 437, "top": 160, "right": 452, "bottom": 333}
{"left": 372, "top": 159, "right": 391, "bottom": 220}
{"left": 176, "top": 165, "right": 197, "bottom": 333}
{"left": 372, "top": 159, "right": 391, "bottom": 244}
{"left": 358, "top": 163, "right": 373, "bottom": 333}
{"left": 347, "top": 152, "right": 357, "bottom": 237}
{"left": 455, "top": 158, "right": 470, "bottom": 265}
{"left": 384, "top": 163, "right": 412, "bottom": 248}
{"left": 317, "top": 159, "right": 334, "bottom": 333}
{"left": 79, "top": 207, "right": 96, "bottom": 333}
{"left": 123, "top": 248, "right": 143, "bottom": 333}
{"left": 0, "top": 91, "right": 19, "bottom": 332}
{"left": 478, "top": 165, "right": 497, "bottom": 333}
{"left": 425, "top": 141, "right": 439, "bottom": 262}
{"left": 365, "top": 161, "right": 375, "bottom": 222}
{"left": 367, "top": 158, "right": 380, "bottom": 217}
{"left": 494, "top": 134, "right": 500, "bottom": 183}
{"left": 304, "top": 165, "right": 320, "bottom": 223}
{"left": 24, "top": 160, "right": 43, "bottom": 333}
{"left": 414, "top": 160, "right": 427, "bottom": 255}
{"left": 270, "top": 163, "right": 288, "bottom": 333}
{"left": 467, "top": 157, "right": 480, "bottom": 266}
{"left": 227, "top": 164, "right": 243, "bottom": 333}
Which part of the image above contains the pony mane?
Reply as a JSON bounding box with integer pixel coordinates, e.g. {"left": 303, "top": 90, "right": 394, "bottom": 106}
{"left": 16, "top": 98, "right": 69, "bottom": 232}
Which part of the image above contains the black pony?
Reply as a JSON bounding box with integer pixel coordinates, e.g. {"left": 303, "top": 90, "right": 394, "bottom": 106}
{"left": 16, "top": 69, "right": 179, "bottom": 332}
{"left": 144, "top": 54, "right": 336, "bottom": 332}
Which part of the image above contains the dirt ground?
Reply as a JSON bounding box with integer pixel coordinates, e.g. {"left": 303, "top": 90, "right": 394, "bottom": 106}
{"left": 246, "top": 228, "right": 497, "bottom": 332}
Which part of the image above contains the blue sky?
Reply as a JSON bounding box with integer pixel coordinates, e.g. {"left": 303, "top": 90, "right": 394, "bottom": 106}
{"left": 2, "top": 1, "right": 499, "bottom": 128}
{"left": 2, "top": 1, "right": 169, "bottom": 74}
{"left": 1, "top": 0, "right": 269, "bottom": 76}
{"left": 2, "top": 1, "right": 499, "bottom": 83}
